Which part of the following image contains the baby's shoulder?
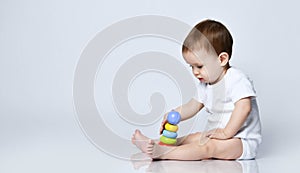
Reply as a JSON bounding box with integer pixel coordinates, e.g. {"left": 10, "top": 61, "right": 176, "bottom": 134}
{"left": 226, "top": 67, "right": 251, "bottom": 84}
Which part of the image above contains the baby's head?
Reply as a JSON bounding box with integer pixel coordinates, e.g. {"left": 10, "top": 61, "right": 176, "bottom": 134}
{"left": 182, "top": 19, "right": 233, "bottom": 84}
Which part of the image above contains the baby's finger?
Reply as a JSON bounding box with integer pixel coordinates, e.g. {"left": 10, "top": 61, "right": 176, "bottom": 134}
{"left": 208, "top": 134, "right": 216, "bottom": 139}
{"left": 205, "top": 130, "right": 213, "bottom": 137}
{"left": 159, "top": 127, "right": 163, "bottom": 134}
{"left": 160, "top": 121, "right": 167, "bottom": 134}
{"left": 159, "top": 125, "right": 165, "bottom": 134}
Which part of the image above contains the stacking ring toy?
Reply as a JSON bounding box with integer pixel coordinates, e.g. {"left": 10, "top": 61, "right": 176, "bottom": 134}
{"left": 160, "top": 135, "right": 177, "bottom": 145}
{"left": 167, "top": 111, "right": 181, "bottom": 125}
{"left": 159, "top": 111, "right": 181, "bottom": 146}
{"left": 165, "top": 123, "right": 178, "bottom": 132}
{"left": 162, "top": 130, "right": 178, "bottom": 138}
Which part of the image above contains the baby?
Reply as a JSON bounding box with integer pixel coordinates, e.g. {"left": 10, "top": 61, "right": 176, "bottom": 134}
{"left": 132, "top": 19, "right": 262, "bottom": 160}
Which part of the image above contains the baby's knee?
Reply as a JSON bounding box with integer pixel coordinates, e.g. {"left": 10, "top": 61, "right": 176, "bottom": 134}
{"left": 204, "top": 139, "right": 243, "bottom": 159}
{"left": 203, "top": 140, "right": 217, "bottom": 158}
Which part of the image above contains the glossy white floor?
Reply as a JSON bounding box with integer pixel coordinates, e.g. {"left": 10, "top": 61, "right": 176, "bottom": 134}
{"left": 1, "top": 136, "right": 299, "bottom": 173}
{"left": 1, "top": 109, "right": 299, "bottom": 173}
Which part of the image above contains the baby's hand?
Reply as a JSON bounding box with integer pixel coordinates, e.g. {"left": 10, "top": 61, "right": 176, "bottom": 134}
{"left": 206, "top": 128, "right": 231, "bottom": 140}
{"left": 159, "top": 115, "right": 168, "bottom": 135}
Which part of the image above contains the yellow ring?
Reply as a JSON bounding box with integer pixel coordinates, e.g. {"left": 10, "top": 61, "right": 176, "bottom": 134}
{"left": 160, "top": 135, "right": 177, "bottom": 145}
{"left": 165, "top": 123, "right": 178, "bottom": 132}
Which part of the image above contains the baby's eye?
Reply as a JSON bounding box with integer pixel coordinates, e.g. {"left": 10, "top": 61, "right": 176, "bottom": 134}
{"left": 189, "top": 65, "right": 202, "bottom": 69}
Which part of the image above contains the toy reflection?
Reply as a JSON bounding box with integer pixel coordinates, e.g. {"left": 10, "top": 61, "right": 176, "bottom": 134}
{"left": 131, "top": 153, "right": 259, "bottom": 173}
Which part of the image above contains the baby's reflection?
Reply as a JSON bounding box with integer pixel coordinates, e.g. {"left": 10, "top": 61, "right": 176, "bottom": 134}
{"left": 131, "top": 153, "right": 259, "bottom": 173}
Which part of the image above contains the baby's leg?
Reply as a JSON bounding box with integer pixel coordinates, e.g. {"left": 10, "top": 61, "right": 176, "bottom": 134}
{"left": 131, "top": 130, "right": 195, "bottom": 151}
{"left": 177, "top": 132, "right": 208, "bottom": 145}
{"left": 132, "top": 130, "right": 243, "bottom": 160}
{"left": 155, "top": 137, "right": 243, "bottom": 160}
{"left": 131, "top": 130, "right": 209, "bottom": 159}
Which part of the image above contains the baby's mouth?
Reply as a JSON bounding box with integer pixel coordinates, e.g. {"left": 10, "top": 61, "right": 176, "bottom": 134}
{"left": 198, "top": 78, "right": 204, "bottom": 82}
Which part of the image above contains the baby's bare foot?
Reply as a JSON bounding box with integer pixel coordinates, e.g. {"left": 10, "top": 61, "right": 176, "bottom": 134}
{"left": 131, "top": 130, "right": 154, "bottom": 154}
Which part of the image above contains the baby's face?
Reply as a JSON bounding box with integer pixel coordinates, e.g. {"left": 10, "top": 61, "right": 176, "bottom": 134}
{"left": 183, "top": 50, "right": 225, "bottom": 85}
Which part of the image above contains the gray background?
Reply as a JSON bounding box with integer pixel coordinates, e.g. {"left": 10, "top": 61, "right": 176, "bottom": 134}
{"left": 1, "top": 0, "right": 300, "bottom": 172}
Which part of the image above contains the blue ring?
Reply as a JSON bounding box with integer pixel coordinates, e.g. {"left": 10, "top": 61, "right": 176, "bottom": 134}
{"left": 167, "top": 111, "right": 181, "bottom": 125}
{"left": 163, "top": 130, "right": 178, "bottom": 139}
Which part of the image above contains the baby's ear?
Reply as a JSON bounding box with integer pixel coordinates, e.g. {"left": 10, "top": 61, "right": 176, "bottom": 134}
{"left": 218, "top": 52, "right": 229, "bottom": 67}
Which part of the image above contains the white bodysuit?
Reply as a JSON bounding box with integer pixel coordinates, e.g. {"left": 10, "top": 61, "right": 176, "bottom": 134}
{"left": 194, "top": 67, "right": 262, "bottom": 159}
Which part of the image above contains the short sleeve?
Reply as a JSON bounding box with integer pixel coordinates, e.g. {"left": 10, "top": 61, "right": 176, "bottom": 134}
{"left": 230, "top": 74, "right": 256, "bottom": 103}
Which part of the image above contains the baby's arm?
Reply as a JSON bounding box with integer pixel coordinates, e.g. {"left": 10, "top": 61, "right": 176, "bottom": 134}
{"left": 207, "top": 97, "right": 251, "bottom": 139}
{"left": 160, "top": 98, "right": 203, "bottom": 134}
{"left": 174, "top": 98, "right": 204, "bottom": 121}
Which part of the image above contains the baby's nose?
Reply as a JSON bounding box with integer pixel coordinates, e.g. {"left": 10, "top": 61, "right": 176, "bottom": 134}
{"left": 193, "top": 69, "right": 199, "bottom": 75}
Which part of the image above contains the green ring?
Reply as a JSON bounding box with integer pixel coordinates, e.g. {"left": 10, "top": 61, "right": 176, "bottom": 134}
{"left": 160, "top": 135, "right": 177, "bottom": 145}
